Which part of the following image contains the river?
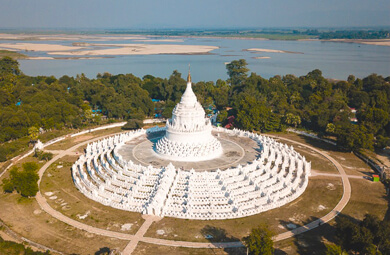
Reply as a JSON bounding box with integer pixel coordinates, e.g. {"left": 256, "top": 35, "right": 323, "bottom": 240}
{"left": 13, "top": 36, "right": 390, "bottom": 81}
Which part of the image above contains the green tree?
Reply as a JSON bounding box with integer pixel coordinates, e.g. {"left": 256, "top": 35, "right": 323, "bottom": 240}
{"left": 226, "top": 59, "right": 249, "bottom": 87}
{"left": 336, "top": 124, "right": 374, "bottom": 151}
{"left": 81, "top": 103, "right": 93, "bottom": 122}
{"left": 326, "top": 123, "right": 336, "bottom": 134}
{"left": 284, "top": 113, "right": 301, "bottom": 128}
{"left": 28, "top": 126, "right": 39, "bottom": 143}
{"left": 216, "top": 110, "right": 228, "bottom": 124}
{"left": 236, "top": 95, "right": 270, "bottom": 131}
{"left": 325, "top": 243, "right": 348, "bottom": 255}
{"left": 243, "top": 224, "right": 274, "bottom": 255}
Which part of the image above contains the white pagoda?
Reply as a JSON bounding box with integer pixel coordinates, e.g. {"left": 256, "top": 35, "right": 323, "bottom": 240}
{"left": 155, "top": 71, "right": 222, "bottom": 161}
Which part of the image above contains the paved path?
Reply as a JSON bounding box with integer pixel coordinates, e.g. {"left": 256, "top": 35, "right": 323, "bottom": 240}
{"left": 268, "top": 135, "right": 351, "bottom": 241}
{"left": 122, "top": 215, "right": 161, "bottom": 254}
{"left": 311, "top": 171, "right": 367, "bottom": 179}
{"left": 30, "top": 133, "right": 353, "bottom": 254}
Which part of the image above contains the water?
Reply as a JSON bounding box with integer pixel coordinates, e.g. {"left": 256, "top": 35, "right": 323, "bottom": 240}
{"left": 14, "top": 36, "right": 390, "bottom": 81}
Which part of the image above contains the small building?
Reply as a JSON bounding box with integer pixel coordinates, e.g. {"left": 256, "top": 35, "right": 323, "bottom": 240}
{"left": 372, "top": 174, "right": 380, "bottom": 182}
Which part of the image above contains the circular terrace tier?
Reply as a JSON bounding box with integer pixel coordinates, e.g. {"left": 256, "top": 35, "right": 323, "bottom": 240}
{"left": 71, "top": 127, "right": 311, "bottom": 220}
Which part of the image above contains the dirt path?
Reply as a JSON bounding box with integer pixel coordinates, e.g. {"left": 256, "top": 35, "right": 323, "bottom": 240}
{"left": 268, "top": 135, "right": 351, "bottom": 241}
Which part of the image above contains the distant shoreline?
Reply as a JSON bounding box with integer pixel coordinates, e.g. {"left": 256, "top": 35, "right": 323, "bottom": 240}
{"left": 0, "top": 33, "right": 389, "bottom": 47}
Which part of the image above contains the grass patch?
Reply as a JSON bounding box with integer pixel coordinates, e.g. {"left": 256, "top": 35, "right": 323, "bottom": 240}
{"left": 271, "top": 132, "right": 375, "bottom": 177}
{"left": 145, "top": 176, "right": 342, "bottom": 242}
{"left": 342, "top": 178, "right": 388, "bottom": 220}
{"left": 133, "top": 241, "right": 246, "bottom": 255}
{"left": 45, "top": 126, "right": 123, "bottom": 151}
{"left": 40, "top": 156, "right": 144, "bottom": 234}
{"left": 0, "top": 189, "right": 128, "bottom": 254}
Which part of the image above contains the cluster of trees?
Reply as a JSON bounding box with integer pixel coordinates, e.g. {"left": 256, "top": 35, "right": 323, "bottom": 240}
{"left": 0, "top": 236, "right": 50, "bottom": 255}
{"left": 0, "top": 57, "right": 154, "bottom": 161}
{"left": 222, "top": 60, "right": 390, "bottom": 151}
{"left": 2, "top": 162, "right": 39, "bottom": 197}
{"left": 0, "top": 57, "right": 154, "bottom": 144}
{"left": 328, "top": 214, "right": 390, "bottom": 254}
{"left": 1, "top": 57, "right": 389, "bottom": 162}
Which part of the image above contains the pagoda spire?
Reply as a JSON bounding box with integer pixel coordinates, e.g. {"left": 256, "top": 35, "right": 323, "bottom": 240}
{"left": 187, "top": 64, "right": 191, "bottom": 83}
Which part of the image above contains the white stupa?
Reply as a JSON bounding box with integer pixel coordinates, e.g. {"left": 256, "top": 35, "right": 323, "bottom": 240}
{"left": 155, "top": 71, "right": 222, "bottom": 161}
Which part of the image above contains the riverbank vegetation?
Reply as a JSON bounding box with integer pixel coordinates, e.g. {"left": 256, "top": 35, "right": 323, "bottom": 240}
{"left": 0, "top": 57, "right": 389, "bottom": 162}
{"left": 107, "top": 28, "right": 390, "bottom": 40}
{"left": 0, "top": 50, "right": 28, "bottom": 60}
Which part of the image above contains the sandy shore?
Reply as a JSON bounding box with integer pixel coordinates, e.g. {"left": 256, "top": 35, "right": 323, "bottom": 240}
{"left": 328, "top": 39, "right": 390, "bottom": 46}
{"left": 298, "top": 38, "right": 390, "bottom": 47}
{"left": 0, "top": 43, "right": 84, "bottom": 51}
{"left": 245, "top": 48, "right": 303, "bottom": 54}
{"left": 48, "top": 44, "right": 218, "bottom": 56}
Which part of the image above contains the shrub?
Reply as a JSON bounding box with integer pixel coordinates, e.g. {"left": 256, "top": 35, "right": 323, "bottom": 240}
{"left": 122, "top": 119, "right": 144, "bottom": 130}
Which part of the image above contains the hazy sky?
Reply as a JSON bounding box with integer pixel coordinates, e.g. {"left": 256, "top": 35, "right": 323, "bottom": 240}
{"left": 1, "top": 0, "right": 389, "bottom": 29}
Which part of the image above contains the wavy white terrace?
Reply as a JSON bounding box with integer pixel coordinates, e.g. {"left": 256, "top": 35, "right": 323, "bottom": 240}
{"left": 47, "top": 44, "right": 219, "bottom": 56}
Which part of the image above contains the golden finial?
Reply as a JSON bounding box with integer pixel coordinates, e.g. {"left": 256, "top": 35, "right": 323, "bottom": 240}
{"left": 187, "top": 64, "right": 191, "bottom": 83}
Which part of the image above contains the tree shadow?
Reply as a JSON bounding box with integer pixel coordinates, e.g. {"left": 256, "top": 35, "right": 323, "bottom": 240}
{"left": 200, "top": 225, "right": 243, "bottom": 255}
{"left": 279, "top": 215, "right": 339, "bottom": 254}
{"left": 279, "top": 213, "right": 363, "bottom": 254}
{"left": 296, "top": 134, "right": 340, "bottom": 153}
{"left": 94, "top": 247, "right": 111, "bottom": 255}
{"left": 383, "top": 192, "right": 390, "bottom": 222}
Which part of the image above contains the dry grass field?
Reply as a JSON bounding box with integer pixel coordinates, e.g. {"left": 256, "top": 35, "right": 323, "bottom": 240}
{"left": 0, "top": 129, "right": 388, "bottom": 255}
{"left": 40, "top": 156, "right": 145, "bottom": 234}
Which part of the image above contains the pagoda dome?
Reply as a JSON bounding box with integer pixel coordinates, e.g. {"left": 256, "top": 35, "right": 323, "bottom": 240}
{"left": 155, "top": 70, "right": 222, "bottom": 162}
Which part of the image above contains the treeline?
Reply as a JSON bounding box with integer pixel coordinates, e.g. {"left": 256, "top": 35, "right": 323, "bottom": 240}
{"left": 107, "top": 28, "right": 390, "bottom": 40}
{"left": 318, "top": 30, "right": 390, "bottom": 40}
{"left": 1, "top": 57, "right": 389, "bottom": 161}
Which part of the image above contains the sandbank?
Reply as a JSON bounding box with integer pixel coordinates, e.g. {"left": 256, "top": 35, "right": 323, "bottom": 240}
{"left": 26, "top": 56, "right": 54, "bottom": 60}
{"left": 0, "top": 33, "right": 147, "bottom": 41}
{"left": 328, "top": 39, "right": 390, "bottom": 47}
{"left": 252, "top": 56, "right": 271, "bottom": 59}
{"left": 132, "top": 39, "right": 184, "bottom": 42}
{"left": 48, "top": 44, "right": 218, "bottom": 56}
{"left": 24, "top": 56, "right": 110, "bottom": 60}
{"left": 0, "top": 43, "right": 84, "bottom": 52}
{"left": 245, "top": 48, "right": 303, "bottom": 54}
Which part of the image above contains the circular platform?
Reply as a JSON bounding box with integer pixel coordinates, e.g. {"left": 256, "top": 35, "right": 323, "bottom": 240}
{"left": 116, "top": 131, "right": 260, "bottom": 171}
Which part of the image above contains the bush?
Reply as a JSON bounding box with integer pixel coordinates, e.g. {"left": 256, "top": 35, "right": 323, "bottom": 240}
{"left": 34, "top": 150, "right": 53, "bottom": 161}
{"left": 122, "top": 119, "right": 144, "bottom": 130}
